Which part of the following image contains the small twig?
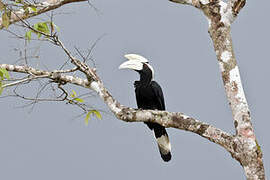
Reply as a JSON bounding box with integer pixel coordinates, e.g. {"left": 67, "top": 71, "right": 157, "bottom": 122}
{"left": 12, "top": 85, "right": 66, "bottom": 102}
{"left": 85, "top": 34, "right": 106, "bottom": 65}
{"left": 2, "top": 75, "right": 49, "bottom": 88}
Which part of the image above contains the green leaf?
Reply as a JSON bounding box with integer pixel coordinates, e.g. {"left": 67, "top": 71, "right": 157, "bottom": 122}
{"left": 0, "top": 68, "right": 9, "bottom": 95}
{"left": 43, "top": 21, "right": 60, "bottom": 33}
{"left": 255, "top": 140, "right": 262, "bottom": 153}
{"left": 25, "top": 30, "right": 32, "bottom": 41}
{"left": 84, "top": 110, "right": 102, "bottom": 126}
{"left": 70, "top": 90, "right": 84, "bottom": 103}
{"left": 2, "top": 11, "right": 10, "bottom": 29}
{"left": 4, "top": 70, "right": 9, "bottom": 79}
{"left": 41, "top": 22, "right": 49, "bottom": 33}
{"left": 70, "top": 90, "right": 77, "bottom": 98}
{"left": 0, "top": 68, "right": 10, "bottom": 80}
{"left": 24, "top": 6, "right": 29, "bottom": 15}
{"left": 30, "top": 6, "right": 37, "bottom": 12}
{"left": 90, "top": 110, "right": 102, "bottom": 120}
{"left": 15, "top": 0, "right": 24, "bottom": 4}
{"left": 85, "top": 112, "right": 91, "bottom": 126}
{"left": 74, "top": 98, "right": 84, "bottom": 103}
{"left": 33, "top": 22, "right": 49, "bottom": 35}
{"left": 24, "top": 6, "right": 37, "bottom": 14}
{"left": 0, "top": 84, "right": 3, "bottom": 95}
{"left": 37, "top": 32, "right": 41, "bottom": 39}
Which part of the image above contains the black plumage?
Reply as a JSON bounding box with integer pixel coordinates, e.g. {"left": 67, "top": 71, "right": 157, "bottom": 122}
{"left": 134, "top": 64, "right": 172, "bottom": 162}
{"left": 119, "top": 54, "right": 172, "bottom": 162}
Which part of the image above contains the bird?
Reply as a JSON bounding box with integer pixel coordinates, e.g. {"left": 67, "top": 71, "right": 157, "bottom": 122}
{"left": 119, "top": 54, "right": 172, "bottom": 162}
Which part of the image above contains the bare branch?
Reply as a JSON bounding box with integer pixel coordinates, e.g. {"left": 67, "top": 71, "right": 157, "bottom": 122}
{"left": 2, "top": 74, "right": 49, "bottom": 88}
{"left": 0, "top": 64, "right": 90, "bottom": 88}
{"left": 228, "top": 0, "right": 246, "bottom": 16}
{"left": 200, "top": 0, "right": 254, "bottom": 148}
{"left": 0, "top": 62, "right": 234, "bottom": 155}
{"left": 55, "top": 37, "right": 100, "bottom": 82}
{"left": 207, "top": 19, "right": 264, "bottom": 180}
{"left": 169, "top": 0, "right": 221, "bottom": 9}
{"left": 179, "top": 0, "right": 265, "bottom": 178}
{"left": 169, "top": 0, "right": 200, "bottom": 8}
{"left": 91, "top": 80, "right": 235, "bottom": 153}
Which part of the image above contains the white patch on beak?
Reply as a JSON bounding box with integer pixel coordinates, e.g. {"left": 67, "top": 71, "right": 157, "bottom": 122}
{"left": 118, "top": 60, "right": 143, "bottom": 71}
{"left": 124, "top": 54, "right": 149, "bottom": 63}
{"left": 119, "top": 53, "right": 148, "bottom": 71}
{"left": 119, "top": 54, "right": 155, "bottom": 80}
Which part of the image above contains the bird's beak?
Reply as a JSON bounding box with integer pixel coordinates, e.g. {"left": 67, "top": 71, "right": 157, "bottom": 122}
{"left": 119, "top": 60, "right": 143, "bottom": 71}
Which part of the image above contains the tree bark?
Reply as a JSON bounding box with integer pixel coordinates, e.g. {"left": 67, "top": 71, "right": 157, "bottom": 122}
{"left": 170, "top": 0, "right": 265, "bottom": 178}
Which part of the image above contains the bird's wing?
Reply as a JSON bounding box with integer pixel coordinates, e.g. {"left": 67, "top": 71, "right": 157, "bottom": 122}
{"left": 151, "top": 81, "right": 166, "bottom": 110}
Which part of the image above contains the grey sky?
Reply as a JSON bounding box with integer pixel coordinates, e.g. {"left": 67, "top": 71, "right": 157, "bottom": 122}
{"left": 0, "top": 0, "right": 269, "bottom": 179}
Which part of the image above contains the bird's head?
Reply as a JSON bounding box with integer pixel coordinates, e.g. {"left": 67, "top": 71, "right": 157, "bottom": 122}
{"left": 119, "top": 54, "right": 154, "bottom": 80}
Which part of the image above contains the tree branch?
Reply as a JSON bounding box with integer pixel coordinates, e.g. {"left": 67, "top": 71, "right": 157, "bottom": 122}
{"left": 169, "top": 0, "right": 199, "bottom": 7}
{"left": 0, "top": 64, "right": 89, "bottom": 88}
{"left": 228, "top": 0, "right": 246, "bottom": 16}
{"left": 0, "top": 0, "right": 87, "bottom": 29}
{"left": 168, "top": 0, "right": 265, "bottom": 178}
{"left": 90, "top": 81, "right": 235, "bottom": 154}
{"left": 169, "top": 0, "right": 223, "bottom": 9}
{"left": 207, "top": 16, "right": 264, "bottom": 180}
{"left": 0, "top": 63, "right": 235, "bottom": 155}
{"left": 2, "top": 74, "right": 49, "bottom": 88}
{"left": 182, "top": 0, "right": 265, "bottom": 179}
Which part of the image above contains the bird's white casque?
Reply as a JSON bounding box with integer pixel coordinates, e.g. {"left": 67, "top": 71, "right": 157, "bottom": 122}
{"left": 119, "top": 54, "right": 154, "bottom": 79}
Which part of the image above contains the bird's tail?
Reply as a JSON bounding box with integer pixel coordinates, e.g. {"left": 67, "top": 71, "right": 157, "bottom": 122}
{"left": 153, "top": 124, "right": 172, "bottom": 162}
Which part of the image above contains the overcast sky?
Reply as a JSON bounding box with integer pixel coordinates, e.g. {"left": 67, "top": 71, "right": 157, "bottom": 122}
{"left": 0, "top": 0, "right": 269, "bottom": 179}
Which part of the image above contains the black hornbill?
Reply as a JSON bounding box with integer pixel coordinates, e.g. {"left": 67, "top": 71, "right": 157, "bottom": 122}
{"left": 119, "top": 54, "right": 172, "bottom": 162}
